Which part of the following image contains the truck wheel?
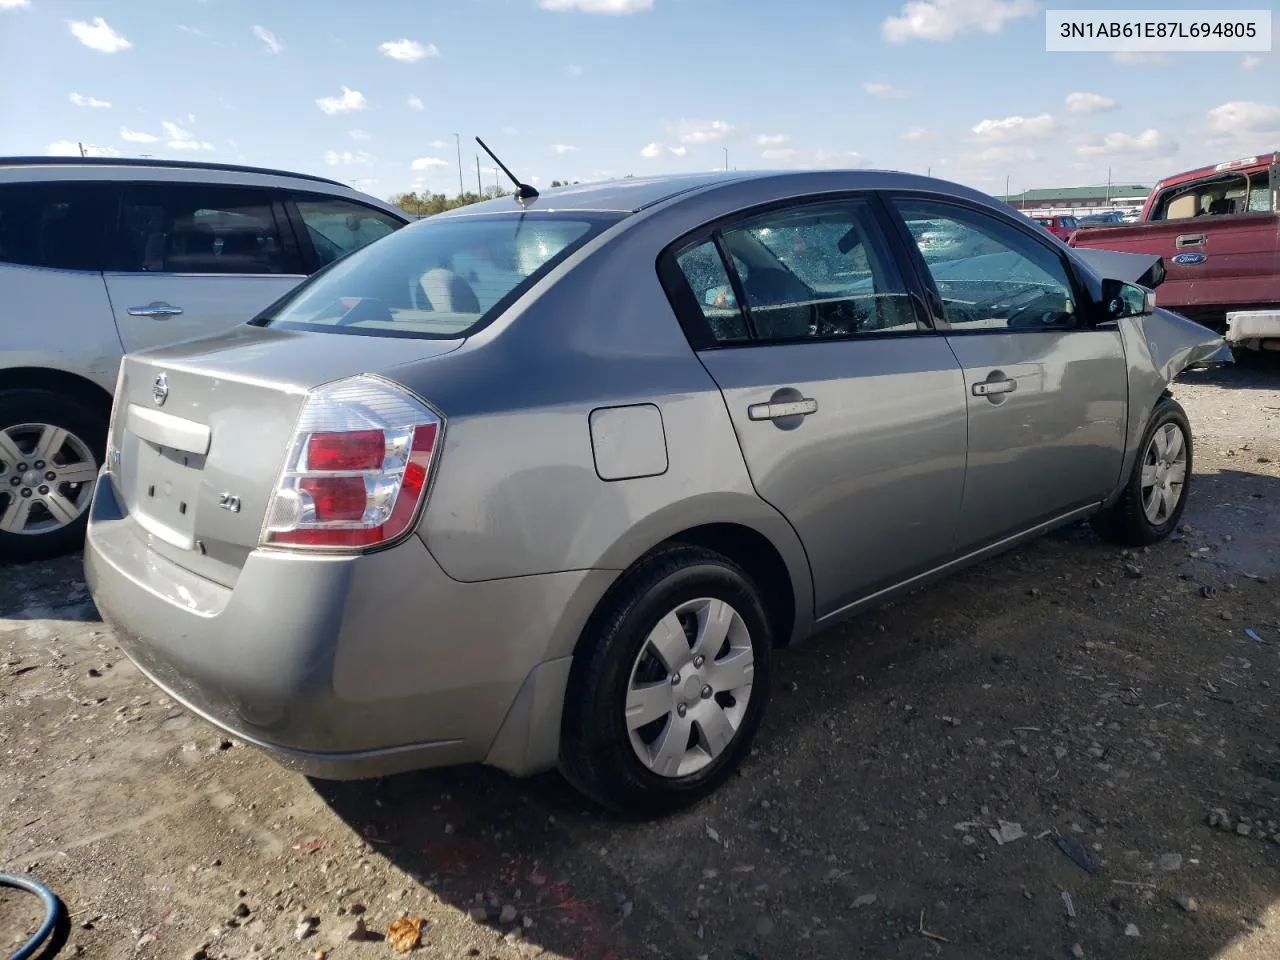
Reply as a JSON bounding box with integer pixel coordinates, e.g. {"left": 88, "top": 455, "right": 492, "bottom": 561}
{"left": 1090, "top": 397, "right": 1192, "bottom": 548}
{"left": 0, "top": 389, "right": 107, "bottom": 564}
{"left": 559, "top": 544, "right": 773, "bottom": 816}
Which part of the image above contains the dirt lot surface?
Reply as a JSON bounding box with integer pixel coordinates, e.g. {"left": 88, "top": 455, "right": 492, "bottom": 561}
{"left": 3, "top": 363, "right": 1279, "bottom": 960}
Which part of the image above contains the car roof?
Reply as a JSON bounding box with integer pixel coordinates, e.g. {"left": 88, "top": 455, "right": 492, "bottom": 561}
{"left": 0, "top": 155, "right": 348, "bottom": 187}
{"left": 432, "top": 168, "right": 1006, "bottom": 219}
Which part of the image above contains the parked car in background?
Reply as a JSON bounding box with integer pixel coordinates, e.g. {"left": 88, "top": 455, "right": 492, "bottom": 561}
{"left": 1031, "top": 214, "right": 1080, "bottom": 241}
{"left": 0, "top": 157, "right": 409, "bottom": 561}
{"left": 1077, "top": 211, "right": 1127, "bottom": 227}
{"left": 84, "top": 169, "right": 1229, "bottom": 815}
{"left": 1070, "top": 151, "right": 1280, "bottom": 356}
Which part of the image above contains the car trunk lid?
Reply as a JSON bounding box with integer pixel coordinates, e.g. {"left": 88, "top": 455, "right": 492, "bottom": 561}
{"left": 110, "top": 325, "right": 462, "bottom": 587}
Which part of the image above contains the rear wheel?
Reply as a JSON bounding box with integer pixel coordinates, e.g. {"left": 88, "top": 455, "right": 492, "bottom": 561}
{"left": 559, "top": 545, "right": 773, "bottom": 816}
{"left": 0, "top": 389, "right": 106, "bottom": 563}
{"left": 1090, "top": 397, "right": 1192, "bottom": 547}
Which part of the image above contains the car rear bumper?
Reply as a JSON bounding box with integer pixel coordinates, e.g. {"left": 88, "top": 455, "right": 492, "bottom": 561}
{"left": 1226, "top": 310, "right": 1280, "bottom": 348}
{"left": 84, "top": 472, "right": 614, "bottom": 780}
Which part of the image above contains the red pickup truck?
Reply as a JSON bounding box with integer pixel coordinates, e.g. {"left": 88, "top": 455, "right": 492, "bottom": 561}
{"left": 1069, "top": 151, "right": 1279, "bottom": 356}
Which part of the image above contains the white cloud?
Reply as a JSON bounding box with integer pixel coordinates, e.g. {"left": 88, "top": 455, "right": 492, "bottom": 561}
{"left": 1, "top": 0, "right": 32, "bottom": 9}
{"left": 1112, "top": 51, "right": 1172, "bottom": 66}
{"left": 883, "top": 0, "right": 1036, "bottom": 42}
{"left": 567, "top": 64, "right": 584, "bottom": 77}
{"left": 640, "top": 142, "right": 663, "bottom": 159}
{"left": 971, "top": 113, "right": 1055, "bottom": 142}
{"left": 69, "top": 17, "right": 131, "bottom": 53}
{"left": 1077, "top": 129, "right": 1174, "bottom": 158}
{"left": 407, "top": 96, "right": 424, "bottom": 111}
{"left": 863, "top": 81, "right": 906, "bottom": 98}
{"left": 317, "top": 87, "right": 367, "bottom": 115}
{"left": 902, "top": 127, "right": 939, "bottom": 142}
{"left": 756, "top": 133, "right": 788, "bottom": 146}
{"left": 324, "top": 150, "right": 375, "bottom": 166}
{"left": 552, "top": 143, "right": 578, "bottom": 154}
{"left": 1242, "top": 55, "right": 1263, "bottom": 71}
{"left": 163, "top": 121, "right": 214, "bottom": 151}
{"left": 761, "top": 147, "right": 797, "bottom": 162}
{"left": 120, "top": 127, "right": 159, "bottom": 143}
{"left": 429, "top": 139, "right": 449, "bottom": 148}
{"left": 666, "top": 119, "right": 735, "bottom": 144}
{"left": 538, "top": 0, "right": 653, "bottom": 12}
{"left": 252, "top": 25, "right": 282, "bottom": 53}
{"left": 411, "top": 156, "right": 448, "bottom": 170}
{"left": 669, "top": 145, "right": 687, "bottom": 156}
{"left": 1206, "top": 100, "right": 1280, "bottom": 139}
{"left": 177, "top": 25, "right": 209, "bottom": 38}
{"left": 379, "top": 39, "right": 439, "bottom": 61}
{"left": 69, "top": 92, "right": 111, "bottom": 108}
{"left": 1065, "top": 92, "right": 1117, "bottom": 115}
{"left": 349, "top": 129, "right": 371, "bottom": 141}
{"left": 46, "top": 140, "right": 119, "bottom": 157}
{"left": 760, "top": 147, "right": 869, "bottom": 169}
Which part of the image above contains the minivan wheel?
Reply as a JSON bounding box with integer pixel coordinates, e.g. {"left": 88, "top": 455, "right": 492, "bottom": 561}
{"left": 0, "top": 389, "right": 107, "bottom": 564}
{"left": 1090, "top": 397, "right": 1192, "bottom": 548}
{"left": 560, "top": 545, "right": 773, "bottom": 816}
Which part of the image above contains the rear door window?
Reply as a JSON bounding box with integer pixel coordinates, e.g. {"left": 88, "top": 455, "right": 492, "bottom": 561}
{"left": 113, "top": 184, "right": 301, "bottom": 275}
{"left": 292, "top": 195, "right": 405, "bottom": 269}
{"left": 0, "top": 181, "right": 112, "bottom": 272}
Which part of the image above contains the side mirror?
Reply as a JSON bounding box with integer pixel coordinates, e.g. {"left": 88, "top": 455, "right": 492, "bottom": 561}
{"left": 1099, "top": 278, "right": 1156, "bottom": 321}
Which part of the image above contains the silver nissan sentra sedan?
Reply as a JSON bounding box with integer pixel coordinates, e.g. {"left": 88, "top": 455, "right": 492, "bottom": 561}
{"left": 83, "top": 169, "right": 1227, "bottom": 815}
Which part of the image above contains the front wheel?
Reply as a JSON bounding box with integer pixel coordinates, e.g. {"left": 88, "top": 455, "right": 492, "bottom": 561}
{"left": 559, "top": 545, "right": 773, "bottom": 816}
{"left": 1090, "top": 397, "right": 1192, "bottom": 547}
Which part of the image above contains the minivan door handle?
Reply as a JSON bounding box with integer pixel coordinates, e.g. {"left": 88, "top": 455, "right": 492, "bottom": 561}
{"left": 972, "top": 378, "right": 1017, "bottom": 397}
{"left": 1175, "top": 234, "right": 1206, "bottom": 248}
{"left": 127, "top": 302, "right": 185, "bottom": 318}
{"left": 747, "top": 397, "right": 818, "bottom": 421}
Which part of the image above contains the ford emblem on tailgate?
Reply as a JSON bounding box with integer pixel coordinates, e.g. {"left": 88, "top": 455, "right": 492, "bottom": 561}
{"left": 1172, "top": 253, "right": 1207, "bottom": 265}
{"left": 152, "top": 373, "right": 169, "bottom": 406}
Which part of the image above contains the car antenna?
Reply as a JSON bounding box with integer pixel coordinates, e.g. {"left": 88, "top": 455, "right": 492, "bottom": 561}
{"left": 475, "top": 136, "right": 539, "bottom": 208}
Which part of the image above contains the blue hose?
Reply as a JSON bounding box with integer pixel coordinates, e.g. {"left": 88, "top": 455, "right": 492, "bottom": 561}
{"left": 0, "top": 872, "right": 62, "bottom": 960}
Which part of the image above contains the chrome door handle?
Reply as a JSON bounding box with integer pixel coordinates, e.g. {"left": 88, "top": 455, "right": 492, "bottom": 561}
{"left": 127, "top": 302, "right": 184, "bottom": 318}
{"left": 972, "top": 378, "right": 1017, "bottom": 397}
{"left": 1175, "top": 234, "right": 1206, "bottom": 248}
{"left": 747, "top": 398, "right": 818, "bottom": 421}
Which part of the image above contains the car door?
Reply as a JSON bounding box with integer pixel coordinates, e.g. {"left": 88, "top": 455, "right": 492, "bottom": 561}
{"left": 661, "top": 195, "right": 969, "bottom": 620}
{"left": 884, "top": 195, "right": 1128, "bottom": 553}
{"left": 103, "top": 183, "right": 307, "bottom": 353}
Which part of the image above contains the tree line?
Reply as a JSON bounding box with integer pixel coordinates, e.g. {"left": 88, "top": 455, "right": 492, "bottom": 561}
{"left": 388, "top": 181, "right": 581, "bottom": 217}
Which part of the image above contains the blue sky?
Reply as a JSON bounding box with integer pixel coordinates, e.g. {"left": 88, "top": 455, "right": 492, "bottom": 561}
{"left": 1, "top": 0, "right": 1275, "bottom": 202}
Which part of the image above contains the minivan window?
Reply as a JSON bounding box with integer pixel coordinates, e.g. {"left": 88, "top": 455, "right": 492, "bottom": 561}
{"left": 256, "top": 212, "right": 622, "bottom": 339}
{"left": 294, "top": 195, "right": 404, "bottom": 268}
{"left": 0, "top": 182, "right": 110, "bottom": 272}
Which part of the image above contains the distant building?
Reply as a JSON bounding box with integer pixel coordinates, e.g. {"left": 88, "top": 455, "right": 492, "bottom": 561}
{"left": 1006, "top": 185, "right": 1151, "bottom": 210}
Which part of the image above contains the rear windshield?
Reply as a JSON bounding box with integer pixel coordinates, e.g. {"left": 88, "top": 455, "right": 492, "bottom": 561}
{"left": 254, "top": 211, "right": 623, "bottom": 339}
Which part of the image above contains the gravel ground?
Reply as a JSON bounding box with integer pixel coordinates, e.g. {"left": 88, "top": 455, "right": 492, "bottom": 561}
{"left": 2, "top": 362, "right": 1278, "bottom": 960}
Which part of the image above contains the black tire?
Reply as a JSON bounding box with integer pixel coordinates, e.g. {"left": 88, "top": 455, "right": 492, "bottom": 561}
{"left": 1090, "top": 396, "right": 1192, "bottom": 547}
{"left": 0, "top": 389, "right": 108, "bottom": 564}
{"left": 559, "top": 544, "right": 774, "bottom": 817}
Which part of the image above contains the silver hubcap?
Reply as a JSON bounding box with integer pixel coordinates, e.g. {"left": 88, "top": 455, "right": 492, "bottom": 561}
{"left": 1140, "top": 421, "right": 1187, "bottom": 525}
{"left": 0, "top": 423, "right": 98, "bottom": 536}
{"left": 624, "top": 597, "right": 755, "bottom": 778}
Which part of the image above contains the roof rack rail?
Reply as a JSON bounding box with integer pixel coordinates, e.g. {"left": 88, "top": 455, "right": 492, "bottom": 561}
{"left": 0, "top": 155, "right": 349, "bottom": 188}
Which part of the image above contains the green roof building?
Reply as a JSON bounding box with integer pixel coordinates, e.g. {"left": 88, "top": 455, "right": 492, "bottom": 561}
{"left": 1005, "top": 185, "right": 1150, "bottom": 210}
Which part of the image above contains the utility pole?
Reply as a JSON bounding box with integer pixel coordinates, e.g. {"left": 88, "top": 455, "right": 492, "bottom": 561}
{"left": 1006, "top": 174, "right": 1011, "bottom": 203}
{"left": 455, "top": 133, "right": 463, "bottom": 197}
{"left": 1106, "top": 167, "right": 1112, "bottom": 204}
{"left": 78, "top": 141, "right": 86, "bottom": 158}
{"left": 475, "top": 155, "right": 482, "bottom": 195}
{"left": 723, "top": 147, "right": 729, "bottom": 171}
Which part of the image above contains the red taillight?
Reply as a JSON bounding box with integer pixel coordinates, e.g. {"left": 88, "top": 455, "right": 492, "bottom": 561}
{"left": 306, "top": 430, "right": 385, "bottom": 471}
{"left": 262, "top": 376, "right": 443, "bottom": 552}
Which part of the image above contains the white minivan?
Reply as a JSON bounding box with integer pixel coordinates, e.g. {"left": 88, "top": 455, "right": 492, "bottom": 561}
{"left": 0, "top": 157, "right": 410, "bottom": 562}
